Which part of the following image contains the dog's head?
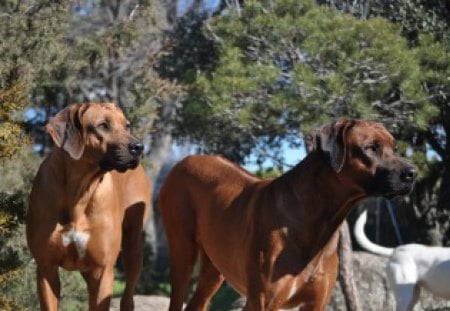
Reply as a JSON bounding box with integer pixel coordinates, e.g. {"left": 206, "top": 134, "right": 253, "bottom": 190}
{"left": 313, "top": 118, "right": 417, "bottom": 198}
{"left": 46, "top": 103, "right": 144, "bottom": 173}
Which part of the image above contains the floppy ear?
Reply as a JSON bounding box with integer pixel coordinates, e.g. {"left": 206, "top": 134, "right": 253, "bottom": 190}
{"left": 46, "top": 104, "right": 85, "bottom": 160}
{"left": 313, "top": 118, "right": 353, "bottom": 173}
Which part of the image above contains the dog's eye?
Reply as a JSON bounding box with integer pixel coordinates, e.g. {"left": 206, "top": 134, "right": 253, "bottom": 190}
{"left": 126, "top": 122, "right": 131, "bottom": 132}
{"left": 98, "top": 121, "right": 110, "bottom": 131}
{"left": 364, "top": 143, "right": 379, "bottom": 154}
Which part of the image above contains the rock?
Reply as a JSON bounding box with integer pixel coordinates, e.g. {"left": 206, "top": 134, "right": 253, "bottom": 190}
{"left": 110, "top": 295, "right": 171, "bottom": 311}
{"left": 329, "top": 251, "right": 450, "bottom": 311}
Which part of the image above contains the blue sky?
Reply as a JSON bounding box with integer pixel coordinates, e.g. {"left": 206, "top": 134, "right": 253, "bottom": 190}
{"left": 177, "top": 0, "right": 221, "bottom": 16}
{"left": 244, "top": 141, "right": 306, "bottom": 172}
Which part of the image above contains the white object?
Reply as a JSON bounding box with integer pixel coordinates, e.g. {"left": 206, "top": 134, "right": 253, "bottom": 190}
{"left": 354, "top": 209, "right": 450, "bottom": 311}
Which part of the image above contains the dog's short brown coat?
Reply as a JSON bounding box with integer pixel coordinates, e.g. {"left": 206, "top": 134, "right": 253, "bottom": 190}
{"left": 27, "top": 103, "right": 151, "bottom": 311}
{"left": 159, "top": 118, "right": 416, "bottom": 311}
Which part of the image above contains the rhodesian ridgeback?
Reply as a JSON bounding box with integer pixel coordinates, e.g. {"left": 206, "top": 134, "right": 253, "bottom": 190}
{"left": 26, "top": 103, "right": 151, "bottom": 311}
{"left": 159, "top": 118, "right": 417, "bottom": 310}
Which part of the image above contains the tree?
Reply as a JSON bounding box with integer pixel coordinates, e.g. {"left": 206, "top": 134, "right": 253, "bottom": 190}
{"left": 372, "top": 0, "right": 450, "bottom": 243}
{"left": 22, "top": 1, "right": 185, "bottom": 182}
{"left": 0, "top": 85, "right": 29, "bottom": 310}
{"left": 318, "top": 0, "right": 450, "bottom": 243}
{"left": 0, "top": 1, "right": 73, "bottom": 308}
{"left": 1, "top": 0, "right": 73, "bottom": 157}
{"left": 403, "top": 34, "right": 450, "bottom": 244}
{"left": 177, "top": 0, "right": 435, "bottom": 166}
{"left": 0, "top": 0, "right": 71, "bottom": 235}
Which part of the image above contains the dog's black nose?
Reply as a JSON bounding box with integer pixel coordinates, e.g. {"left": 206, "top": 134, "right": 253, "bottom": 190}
{"left": 129, "top": 142, "right": 144, "bottom": 156}
{"left": 400, "top": 166, "right": 417, "bottom": 183}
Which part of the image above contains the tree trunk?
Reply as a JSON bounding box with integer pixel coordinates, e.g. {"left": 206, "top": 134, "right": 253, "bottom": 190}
{"left": 338, "top": 220, "right": 362, "bottom": 311}
{"left": 141, "top": 98, "right": 180, "bottom": 291}
{"left": 440, "top": 167, "right": 450, "bottom": 245}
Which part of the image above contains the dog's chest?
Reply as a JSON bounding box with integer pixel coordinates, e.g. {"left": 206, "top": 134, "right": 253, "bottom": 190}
{"left": 50, "top": 215, "right": 118, "bottom": 270}
{"left": 53, "top": 193, "right": 121, "bottom": 269}
{"left": 61, "top": 228, "right": 90, "bottom": 259}
{"left": 49, "top": 227, "right": 91, "bottom": 270}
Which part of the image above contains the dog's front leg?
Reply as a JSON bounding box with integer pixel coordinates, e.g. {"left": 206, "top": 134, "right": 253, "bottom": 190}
{"left": 82, "top": 266, "right": 115, "bottom": 311}
{"left": 243, "top": 292, "right": 266, "bottom": 311}
{"left": 243, "top": 273, "right": 273, "bottom": 311}
{"left": 36, "top": 265, "right": 60, "bottom": 311}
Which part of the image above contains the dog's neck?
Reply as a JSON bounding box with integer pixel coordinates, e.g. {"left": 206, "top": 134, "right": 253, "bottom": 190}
{"left": 275, "top": 151, "right": 366, "bottom": 255}
{"left": 49, "top": 148, "right": 104, "bottom": 223}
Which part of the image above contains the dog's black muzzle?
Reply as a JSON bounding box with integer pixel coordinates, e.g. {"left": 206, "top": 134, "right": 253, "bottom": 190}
{"left": 364, "top": 162, "right": 417, "bottom": 198}
{"left": 99, "top": 138, "right": 144, "bottom": 173}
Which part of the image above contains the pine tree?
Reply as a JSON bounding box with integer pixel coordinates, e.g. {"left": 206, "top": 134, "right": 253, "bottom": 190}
{"left": 0, "top": 80, "right": 30, "bottom": 310}
{"left": 178, "top": 0, "right": 435, "bottom": 165}
{"left": 0, "top": 1, "right": 69, "bottom": 308}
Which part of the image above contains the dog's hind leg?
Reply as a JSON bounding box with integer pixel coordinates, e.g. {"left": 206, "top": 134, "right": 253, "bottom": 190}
{"left": 391, "top": 283, "right": 420, "bottom": 311}
{"left": 160, "top": 194, "right": 198, "bottom": 311}
{"left": 166, "top": 231, "right": 198, "bottom": 311}
{"left": 185, "top": 249, "right": 225, "bottom": 311}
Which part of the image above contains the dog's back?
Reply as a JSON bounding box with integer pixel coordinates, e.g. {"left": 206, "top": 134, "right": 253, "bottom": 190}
{"left": 160, "top": 154, "right": 262, "bottom": 216}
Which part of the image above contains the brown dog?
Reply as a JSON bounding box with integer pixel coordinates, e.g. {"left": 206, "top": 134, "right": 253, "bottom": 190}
{"left": 26, "top": 103, "right": 151, "bottom": 311}
{"left": 159, "top": 118, "right": 417, "bottom": 310}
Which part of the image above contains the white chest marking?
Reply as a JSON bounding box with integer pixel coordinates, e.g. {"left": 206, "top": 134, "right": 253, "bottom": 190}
{"left": 62, "top": 229, "right": 90, "bottom": 258}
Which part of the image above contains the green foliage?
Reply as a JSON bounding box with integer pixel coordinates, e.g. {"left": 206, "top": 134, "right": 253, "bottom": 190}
{"left": 209, "top": 284, "right": 240, "bottom": 311}
{"left": 153, "top": 281, "right": 171, "bottom": 296}
{"left": 157, "top": 13, "right": 218, "bottom": 84}
{"left": 65, "top": 0, "right": 184, "bottom": 142}
{"left": 0, "top": 151, "right": 35, "bottom": 309}
{"left": 178, "top": 0, "right": 435, "bottom": 164}
{"left": 0, "top": 1, "right": 70, "bottom": 91}
{"left": 0, "top": 34, "right": 32, "bottom": 305}
{"left": 0, "top": 82, "right": 29, "bottom": 159}
{"left": 369, "top": 0, "right": 449, "bottom": 43}
{"left": 59, "top": 270, "right": 88, "bottom": 311}
{"left": 2, "top": 243, "right": 89, "bottom": 311}
{"left": 362, "top": 1, "right": 450, "bottom": 237}
{"left": 113, "top": 279, "right": 126, "bottom": 297}
{"left": 0, "top": 0, "right": 70, "bottom": 159}
{"left": 254, "top": 167, "right": 284, "bottom": 178}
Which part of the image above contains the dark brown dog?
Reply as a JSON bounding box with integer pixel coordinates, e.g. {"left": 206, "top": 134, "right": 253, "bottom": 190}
{"left": 159, "top": 118, "right": 416, "bottom": 311}
{"left": 26, "top": 103, "right": 151, "bottom": 311}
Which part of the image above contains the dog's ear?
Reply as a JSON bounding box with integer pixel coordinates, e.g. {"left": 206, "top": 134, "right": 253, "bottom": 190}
{"left": 313, "top": 118, "right": 353, "bottom": 173}
{"left": 46, "top": 104, "right": 85, "bottom": 160}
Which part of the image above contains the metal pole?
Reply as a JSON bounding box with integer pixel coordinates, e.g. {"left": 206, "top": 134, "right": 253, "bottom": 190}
{"left": 386, "top": 200, "right": 404, "bottom": 244}
{"left": 375, "top": 198, "right": 380, "bottom": 243}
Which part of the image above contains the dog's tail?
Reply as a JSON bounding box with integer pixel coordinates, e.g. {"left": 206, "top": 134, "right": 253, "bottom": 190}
{"left": 354, "top": 209, "right": 394, "bottom": 257}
